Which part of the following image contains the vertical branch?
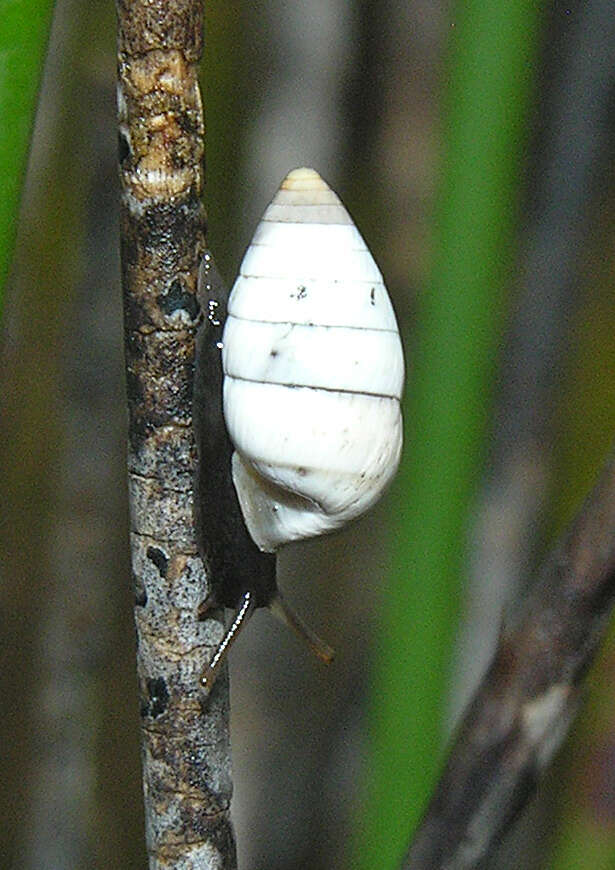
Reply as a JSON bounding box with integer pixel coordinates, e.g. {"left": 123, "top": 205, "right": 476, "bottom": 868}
{"left": 116, "top": 2, "right": 236, "bottom": 868}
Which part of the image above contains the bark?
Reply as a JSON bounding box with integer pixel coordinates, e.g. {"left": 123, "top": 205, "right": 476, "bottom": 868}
{"left": 404, "top": 447, "right": 615, "bottom": 870}
{"left": 116, "top": 2, "right": 236, "bottom": 867}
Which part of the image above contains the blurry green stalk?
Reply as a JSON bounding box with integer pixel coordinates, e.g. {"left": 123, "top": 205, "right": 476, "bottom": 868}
{"left": 353, "top": 2, "right": 542, "bottom": 867}
{"left": 0, "top": 0, "right": 54, "bottom": 311}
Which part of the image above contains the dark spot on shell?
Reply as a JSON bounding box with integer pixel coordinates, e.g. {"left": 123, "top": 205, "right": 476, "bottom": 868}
{"left": 297, "top": 286, "right": 307, "bottom": 300}
{"left": 270, "top": 349, "right": 278, "bottom": 358}
{"left": 147, "top": 546, "right": 168, "bottom": 578}
{"left": 296, "top": 467, "right": 308, "bottom": 476}
{"left": 370, "top": 287, "right": 376, "bottom": 305}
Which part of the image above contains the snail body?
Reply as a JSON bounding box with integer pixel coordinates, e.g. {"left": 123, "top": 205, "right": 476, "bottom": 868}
{"left": 195, "top": 168, "right": 404, "bottom": 689}
{"left": 194, "top": 251, "right": 332, "bottom": 688}
{"left": 193, "top": 253, "right": 277, "bottom": 610}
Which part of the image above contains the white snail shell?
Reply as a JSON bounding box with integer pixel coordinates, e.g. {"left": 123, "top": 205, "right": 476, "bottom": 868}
{"left": 222, "top": 167, "right": 404, "bottom": 553}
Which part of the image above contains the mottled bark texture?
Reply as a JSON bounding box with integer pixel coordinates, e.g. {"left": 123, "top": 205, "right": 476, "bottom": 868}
{"left": 404, "top": 447, "right": 615, "bottom": 870}
{"left": 117, "top": 2, "right": 236, "bottom": 867}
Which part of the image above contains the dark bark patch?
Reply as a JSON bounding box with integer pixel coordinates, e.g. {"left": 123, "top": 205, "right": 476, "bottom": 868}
{"left": 141, "top": 676, "right": 170, "bottom": 719}
{"left": 133, "top": 571, "right": 148, "bottom": 607}
{"left": 118, "top": 131, "right": 130, "bottom": 164}
{"left": 147, "top": 546, "right": 169, "bottom": 577}
{"left": 158, "top": 278, "right": 199, "bottom": 320}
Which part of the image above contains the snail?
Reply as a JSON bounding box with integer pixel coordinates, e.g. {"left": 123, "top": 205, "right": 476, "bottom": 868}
{"left": 194, "top": 168, "right": 404, "bottom": 690}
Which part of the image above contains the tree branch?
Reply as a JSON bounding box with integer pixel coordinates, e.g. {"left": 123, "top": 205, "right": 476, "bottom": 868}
{"left": 117, "top": 1, "right": 236, "bottom": 867}
{"left": 404, "top": 446, "right": 615, "bottom": 870}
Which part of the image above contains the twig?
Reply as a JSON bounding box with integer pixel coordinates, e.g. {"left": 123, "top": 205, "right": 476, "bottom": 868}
{"left": 403, "top": 447, "right": 615, "bottom": 870}
{"left": 117, "top": 2, "right": 236, "bottom": 867}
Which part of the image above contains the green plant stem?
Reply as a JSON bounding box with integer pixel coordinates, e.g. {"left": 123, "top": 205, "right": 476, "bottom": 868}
{"left": 0, "top": 0, "right": 55, "bottom": 310}
{"left": 352, "top": 3, "right": 542, "bottom": 868}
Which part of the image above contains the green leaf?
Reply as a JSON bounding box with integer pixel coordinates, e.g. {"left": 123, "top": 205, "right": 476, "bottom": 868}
{"left": 0, "top": 0, "right": 55, "bottom": 311}
{"left": 352, "top": 2, "right": 543, "bottom": 867}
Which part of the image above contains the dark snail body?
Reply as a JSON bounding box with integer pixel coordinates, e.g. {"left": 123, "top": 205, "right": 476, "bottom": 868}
{"left": 193, "top": 253, "right": 332, "bottom": 689}
{"left": 193, "top": 252, "right": 277, "bottom": 611}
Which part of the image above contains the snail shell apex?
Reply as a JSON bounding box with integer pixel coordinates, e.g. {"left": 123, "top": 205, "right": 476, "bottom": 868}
{"left": 222, "top": 167, "right": 404, "bottom": 553}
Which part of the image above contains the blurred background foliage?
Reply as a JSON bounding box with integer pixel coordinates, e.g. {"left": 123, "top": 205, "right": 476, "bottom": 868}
{"left": 1, "top": 1, "right": 614, "bottom": 869}
{"left": 0, "top": 0, "right": 55, "bottom": 313}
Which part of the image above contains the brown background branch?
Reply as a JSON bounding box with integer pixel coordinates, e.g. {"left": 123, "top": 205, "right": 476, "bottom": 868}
{"left": 117, "top": 1, "right": 236, "bottom": 867}
{"left": 404, "top": 446, "right": 615, "bottom": 869}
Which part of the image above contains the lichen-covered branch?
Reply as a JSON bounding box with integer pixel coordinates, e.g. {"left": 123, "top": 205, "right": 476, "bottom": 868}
{"left": 116, "top": 1, "right": 236, "bottom": 867}
{"left": 404, "top": 447, "right": 615, "bottom": 870}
